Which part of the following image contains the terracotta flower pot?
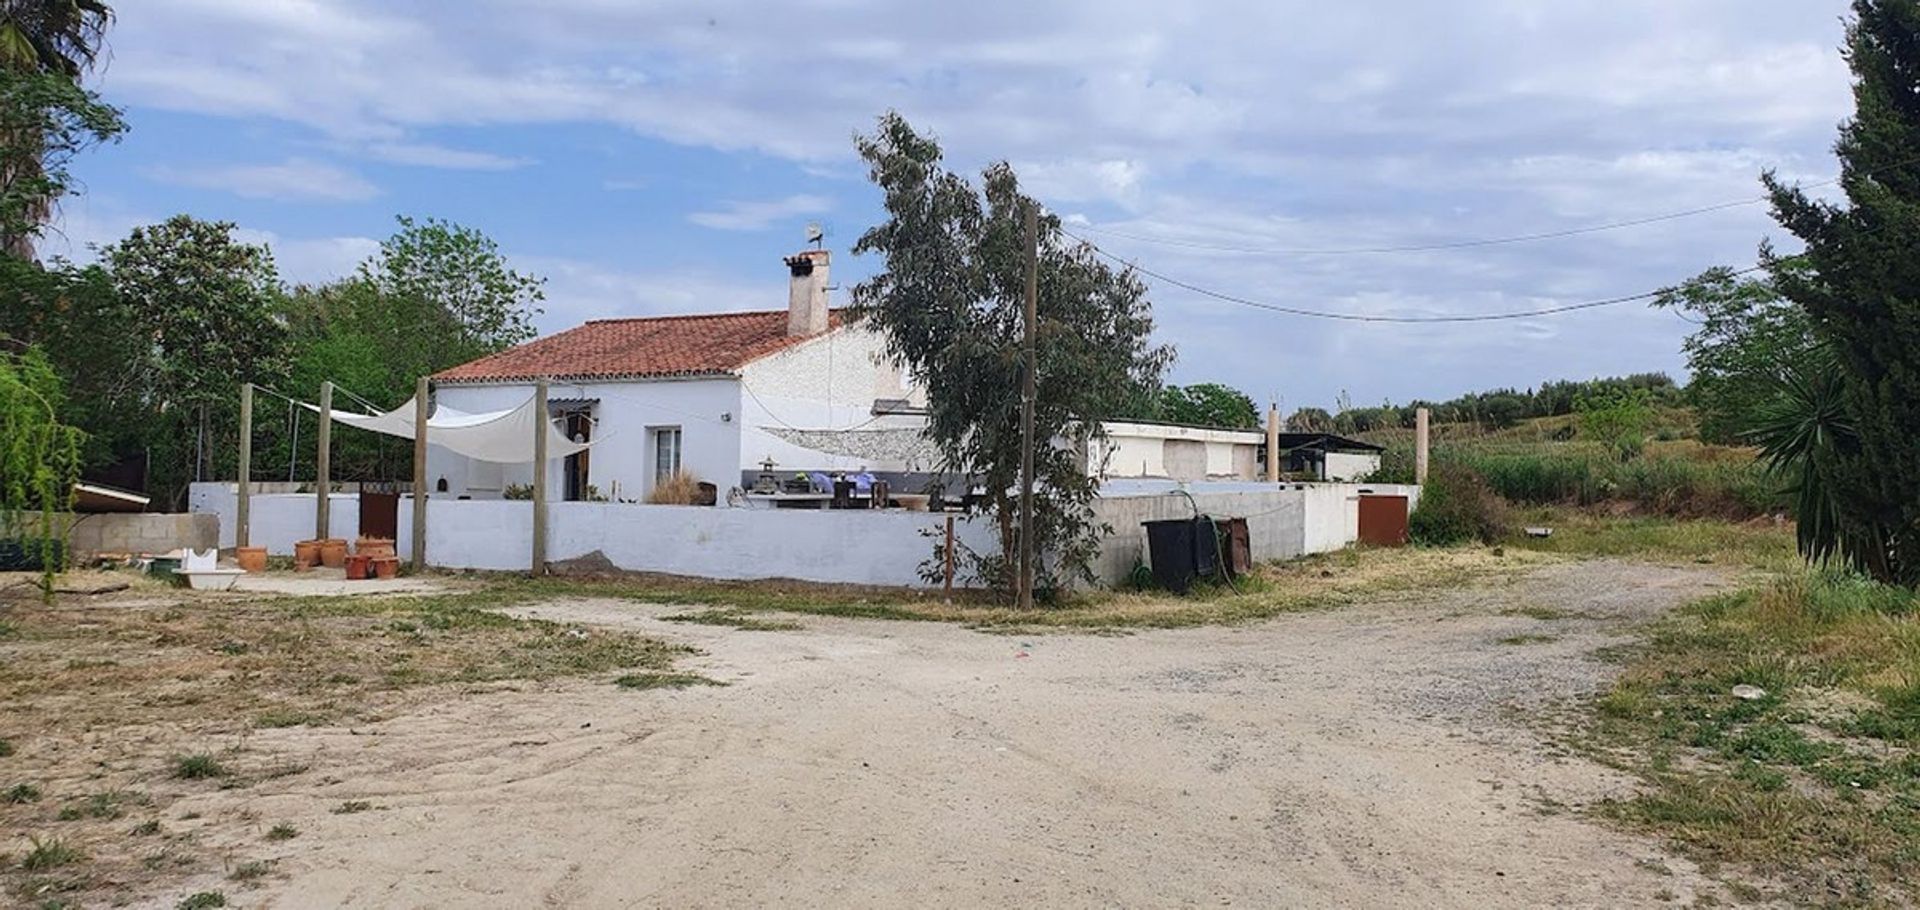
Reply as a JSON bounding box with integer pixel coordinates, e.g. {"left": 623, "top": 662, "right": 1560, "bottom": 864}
{"left": 319, "top": 538, "right": 348, "bottom": 568}
{"left": 355, "top": 536, "right": 396, "bottom": 559}
{"left": 344, "top": 553, "right": 371, "bottom": 580}
{"left": 371, "top": 557, "right": 400, "bottom": 580}
{"left": 293, "top": 539, "right": 321, "bottom": 569}
{"left": 235, "top": 546, "right": 268, "bottom": 573}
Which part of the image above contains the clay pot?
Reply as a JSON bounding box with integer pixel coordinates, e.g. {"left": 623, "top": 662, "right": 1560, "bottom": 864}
{"left": 371, "top": 556, "right": 400, "bottom": 580}
{"left": 235, "top": 546, "right": 268, "bottom": 574}
{"left": 293, "top": 539, "right": 321, "bottom": 569}
{"left": 355, "top": 536, "right": 396, "bottom": 559}
{"left": 319, "top": 538, "right": 348, "bottom": 569}
{"left": 344, "top": 553, "right": 371, "bottom": 581}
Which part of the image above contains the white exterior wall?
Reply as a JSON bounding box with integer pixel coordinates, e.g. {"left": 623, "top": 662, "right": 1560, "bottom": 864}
{"left": 400, "top": 497, "right": 994, "bottom": 587}
{"left": 429, "top": 379, "right": 745, "bottom": 502}
{"left": 1324, "top": 451, "right": 1382, "bottom": 482}
{"left": 1093, "top": 423, "right": 1263, "bottom": 481}
{"left": 737, "top": 323, "right": 926, "bottom": 474}
{"left": 188, "top": 483, "right": 361, "bottom": 553}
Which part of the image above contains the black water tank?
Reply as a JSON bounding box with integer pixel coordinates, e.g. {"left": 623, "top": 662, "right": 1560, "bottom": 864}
{"left": 1143, "top": 517, "right": 1218, "bottom": 594}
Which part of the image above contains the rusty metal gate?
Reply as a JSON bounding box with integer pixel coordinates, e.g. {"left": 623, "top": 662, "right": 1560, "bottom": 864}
{"left": 359, "top": 482, "right": 401, "bottom": 541}
{"left": 1356, "top": 494, "right": 1409, "bottom": 547}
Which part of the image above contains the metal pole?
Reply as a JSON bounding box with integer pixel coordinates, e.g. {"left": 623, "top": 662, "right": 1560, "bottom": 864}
{"left": 237, "top": 383, "right": 252, "bottom": 548}
{"left": 315, "top": 381, "right": 333, "bottom": 540}
{"left": 531, "top": 378, "right": 549, "bottom": 576}
{"left": 412, "top": 375, "right": 430, "bottom": 569}
{"left": 1017, "top": 204, "right": 1038, "bottom": 609}
{"left": 1415, "top": 407, "right": 1431, "bottom": 485}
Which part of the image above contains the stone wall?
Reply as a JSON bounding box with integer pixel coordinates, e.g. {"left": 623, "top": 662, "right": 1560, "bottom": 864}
{"left": 66, "top": 512, "right": 218, "bottom": 559}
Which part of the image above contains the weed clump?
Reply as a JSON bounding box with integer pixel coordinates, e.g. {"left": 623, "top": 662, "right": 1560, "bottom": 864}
{"left": 171, "top": 755, "right": 228, "bottom": 780}
{"left": 1409, "top": 463, "right": 1513, "bottom": 546}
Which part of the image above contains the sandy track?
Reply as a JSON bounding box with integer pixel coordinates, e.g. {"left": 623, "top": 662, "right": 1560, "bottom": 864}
{"left": 158, "top": 560, "right": 1732, "bottom": 908}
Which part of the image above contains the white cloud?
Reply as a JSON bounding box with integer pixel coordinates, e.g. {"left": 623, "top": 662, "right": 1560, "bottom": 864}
{"left": 364, "top": 142, "right": 532, "bottom": 170}
{"left": 687, "top": 194, "right": 833, "bottom": 231}
{"left": 94, "top": 0, "right": 1864, "bottom": 406}
{"left": 144, "top": 157, "right": 380, "bottom": 202}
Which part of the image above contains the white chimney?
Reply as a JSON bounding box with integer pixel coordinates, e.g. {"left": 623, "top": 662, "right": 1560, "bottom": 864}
{"left": 785, "top": 249, "right": 830, "bottom": 337}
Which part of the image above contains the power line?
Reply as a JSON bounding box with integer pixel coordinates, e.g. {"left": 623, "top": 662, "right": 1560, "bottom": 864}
{"left": 1066, "top": 227, "right": 1772, "bottom": 324}
{"left": 1071, "top": 177, "right": 1844, "bottom": 257}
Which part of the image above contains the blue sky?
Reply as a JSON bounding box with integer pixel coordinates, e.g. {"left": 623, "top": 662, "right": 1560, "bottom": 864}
{"left": 51, "top": 0, "right": 1856, "bottom": 411}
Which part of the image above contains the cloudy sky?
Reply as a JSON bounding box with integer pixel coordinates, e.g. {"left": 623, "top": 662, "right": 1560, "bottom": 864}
{"left": 52, "top": 0, "right": 1857, "bottom": 410}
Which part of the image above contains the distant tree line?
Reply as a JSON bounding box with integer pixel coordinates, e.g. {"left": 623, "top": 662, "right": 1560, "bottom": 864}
{"left": 1286, "top": 373, "right": 1684, "bottom": 436}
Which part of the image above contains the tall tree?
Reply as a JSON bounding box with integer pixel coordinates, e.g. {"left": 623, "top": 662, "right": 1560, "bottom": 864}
{"left": 0, "top": 0, "right": 112, "bottom": 77}
{"left": 852, "top": 113, "right": 1171, "bottom": 598}
{"left": 0, "top": 0, "right": 113, "bottom": 257}
{"left": 1654, "top": 263, "right": 1820, "bottom": 444}
{"left": 0, "top": 341, "right": 81, "bottom": 600}
{"left": 1764, "top": 0, "right": 1920, "bottom": 584}
{"left": 357, "top": 215, "right": 543, "bottom": 380}
{"left": 102, "top": 216, "right": 287, "bottom": 506}
{"left": 1153, "top": 383, "right": 1259, "bottom": 428}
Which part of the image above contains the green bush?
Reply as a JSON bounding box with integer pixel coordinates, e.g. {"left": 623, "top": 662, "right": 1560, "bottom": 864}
{"left": 1409, "top": 464, "right": 1512, "bottom": 546}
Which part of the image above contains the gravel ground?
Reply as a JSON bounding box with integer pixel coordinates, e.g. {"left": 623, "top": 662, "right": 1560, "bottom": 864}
{"left": 139, "top": 559, "right": 1740, "bottom": 908}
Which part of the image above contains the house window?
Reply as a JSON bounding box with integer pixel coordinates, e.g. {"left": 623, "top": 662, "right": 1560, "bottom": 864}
{"left": 652, "top": 426, "right": 683, "bottom": 482}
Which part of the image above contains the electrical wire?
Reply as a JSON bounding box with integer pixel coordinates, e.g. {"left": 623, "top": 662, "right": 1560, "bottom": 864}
{"left": 1067, "top": 226, "right": 1774, "bottom": 323}
{"left": 1065, "top": 166, "right": 1871, "bottom": 257}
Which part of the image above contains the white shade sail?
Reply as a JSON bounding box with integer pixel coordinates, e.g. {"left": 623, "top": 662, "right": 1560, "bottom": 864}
{"left": 309, "top": 393, "right": 592, "bottom": 464}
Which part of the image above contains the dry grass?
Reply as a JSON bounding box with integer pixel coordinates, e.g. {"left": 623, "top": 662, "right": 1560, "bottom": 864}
{"left": 0, "top": 576, "right": 689, "bottom": 906}
{"left": 645, "top": 470, "right": 704, "bottom": 505}
{"left": 537, "top": 544, "right": 1547, "bottom": 631}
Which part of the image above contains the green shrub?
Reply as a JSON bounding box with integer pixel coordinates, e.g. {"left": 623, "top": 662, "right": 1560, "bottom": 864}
{"left": 1409, "top": 463, "right": 1512, "bottom": 546}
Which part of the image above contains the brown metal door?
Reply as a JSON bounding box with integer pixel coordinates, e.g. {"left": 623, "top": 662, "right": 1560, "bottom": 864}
{"left": 1357, "top": 494, "right": 1409, "bottom": 547}
{"left": 359, "top": 490, "right": 400, "bottom": 540}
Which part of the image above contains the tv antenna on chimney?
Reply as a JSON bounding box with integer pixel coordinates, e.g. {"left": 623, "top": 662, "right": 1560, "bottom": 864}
{"left": 804, "top": 222, "right": 825, "bottom": 248}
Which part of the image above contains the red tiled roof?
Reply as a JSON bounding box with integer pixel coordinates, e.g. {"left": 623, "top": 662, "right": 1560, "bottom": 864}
{"left": 434, "top": 309, "right": 847, "bottom": 384}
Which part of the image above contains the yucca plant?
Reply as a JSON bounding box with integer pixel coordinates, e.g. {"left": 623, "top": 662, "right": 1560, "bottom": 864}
{"left": 1746, "top": 352, "right": 1887, "bottom": 575}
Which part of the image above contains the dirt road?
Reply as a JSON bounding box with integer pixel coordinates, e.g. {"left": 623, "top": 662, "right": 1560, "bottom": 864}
{"left": 159, "top": 560, "right": 1733, "bottom": 908}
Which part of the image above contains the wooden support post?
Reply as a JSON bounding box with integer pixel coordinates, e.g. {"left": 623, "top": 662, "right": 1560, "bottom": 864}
{"left": 412, "top": 375, "right": 429, "bottom": 568}
{"left": 1017, "top": 204, "right": 1038, "bottom": 610}
{"left": 1265, "top": 401, "right": 1280, "bottom": 483}
{"left": 531, "top": 378, "right": 549, "bottom": 576}
{"left": 315, "top": 381, "right": 333, "bottom": 540}
{"left": 237, "top": 383, "right": 253, "bottom": 548}
{"left": 944, "top": 514, "right": 956, "bottom": 601}
{"left": 1415, "top": 406, "right": 1431, "bottom": 485}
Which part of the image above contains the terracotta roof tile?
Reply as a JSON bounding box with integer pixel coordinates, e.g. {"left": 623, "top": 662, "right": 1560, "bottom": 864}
{"left": 434, "top": 309, "right": 846, "bottom": 384}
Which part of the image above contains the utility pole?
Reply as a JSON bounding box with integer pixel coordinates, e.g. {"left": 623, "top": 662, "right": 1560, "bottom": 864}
{"left": 1017, "top": 204, "right": 1038, "bottom": 609}
{"left": 315, "top": 380, "right": 333, "bottom": 540}
{"left": 411, "top": 375, "right": 430, "bottom": 568}
{"left": 237, "top": 383, "right": 252, "bottom": 548}
{"left": 531, "top": 378, "right": 549, "bottom": 576}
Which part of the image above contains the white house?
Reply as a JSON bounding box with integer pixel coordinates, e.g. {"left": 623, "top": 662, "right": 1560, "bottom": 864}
{"left": 1091, "top": 421, "right": 1385, "bottom": 483}
{"left": 425, "top": 248, "right": 933, "bottom": 502}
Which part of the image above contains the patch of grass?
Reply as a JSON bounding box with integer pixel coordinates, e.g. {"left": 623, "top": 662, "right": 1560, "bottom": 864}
{"left": 176, "top": 892, "right": 226, "bottom": 910}
{"left": 330, "top": 800, "right": 372, "bottom": 815}
{"left": 227, "top": 859, "right": 273, "bottom": 882}
{"left": 1497, "top": 634, "right": 1558, "bottom": 646}
{"left": 265, "top": 823, "right": 297, "bottom": 841}
{"left": 5, "top": 782, "right": 40, "bottom": 804}
{"left": 1509, "top": 507, "right": 1794, "bottom": 572}
{"left": 253, "top": 709, "right": 324, "bottom": 729}
{"left": 613, "top": 672, "right": 726, "bottom": 691}
{"left": 535, "top": 544, "right": 1540, "bottom": 632}
{"left": 1573, "top": 569, "right": 1920, "bottom": 903}
{"left": 0, "top": 738, "right": 13, "bottom": 758}
{"left": 60, "top": 790, "right": 144, "bottom": 821}
{"left": 660, "top": 609, "right": 803, "bottom": 632}
{"left": 19, "top": 837, "right": 81, "bottom": 871}
{"left": 129, "top": 819, "right": 162, "bottom": 836}
{"left": 171, "top": 755, "right": 228, "bottom": 781}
